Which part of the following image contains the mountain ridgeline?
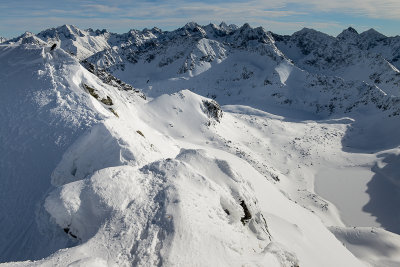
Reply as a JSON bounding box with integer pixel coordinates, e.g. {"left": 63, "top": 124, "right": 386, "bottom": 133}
{"left": 5, "top": 23, "right": 400, "bottom": 117}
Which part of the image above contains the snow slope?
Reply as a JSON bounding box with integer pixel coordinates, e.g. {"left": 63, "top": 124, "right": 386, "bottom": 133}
{"left": 2, "top": 23, "right": 400, "bottom": 266}
{"left": 0, "top": 42, "right": 143, "bottom": 261}
{"left": 0, "top": 65, "right": 365, "bottom": 265}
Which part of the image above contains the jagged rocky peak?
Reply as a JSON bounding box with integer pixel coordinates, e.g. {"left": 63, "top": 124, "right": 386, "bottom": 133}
{"left": 356, "top": 28, "right": 388, "bottom": 50}
{"left": 239, "top": 23, "right": 252, "bottom": 33}
{"left": 290, "top": 27, "right": 335, "bottom": 45}
{"left": 360, "top": 28, "right": 387, "bottom": 40}
{"left": 59, "top": 24, "right": 85, "bottom": 36}
{"left": 119, "top": 28, "right": 159, "bottom": 47}
{"left": 175, "top": 22, "right": 207, "bottom": 37}
{"left": 219, "top": 21, "right": 238, "bottom": 31}
{"left": 184, "top": 21, "right": 201, "bottom": 30}
{"left": 86, "top": 28, "right": 109, "bottom": 36}
{"left": 126, "top": 27, "right": 160, "bottom": 38}
{"left": 294, "top": 27, "right": 318, "bottom": 35}
{"left": 273, "top": 27, "right": 335, "bottom": 56}
{"left": 204, "top": 22, "right": 235, "bottom": 37}
{"left": 5, "top": 31, "right": 47, "bottom": 46}
{"left": 38, "top": 24, "right": 86, "bottom": 41}
{"left": 293, "top": 27, "right": 332, "bottom": 38}
{"left": 233, "top": 23, "right": 274, "bottom": 44}
{"left": 143, "top": 27, "right": 162, "bottom": 35}
{"left": 337, "top": 26, "right": 359, "bottom": 41}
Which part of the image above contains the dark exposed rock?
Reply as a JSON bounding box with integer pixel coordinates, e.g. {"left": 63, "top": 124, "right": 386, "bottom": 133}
{"left": 202, "top": 99, "right": 223, "bottom": 122}
{"left": 81, "top": 60, "right": 146, "bottom": 99}
{"left": 239, "top": 200, "right": 252, "bottom": 225}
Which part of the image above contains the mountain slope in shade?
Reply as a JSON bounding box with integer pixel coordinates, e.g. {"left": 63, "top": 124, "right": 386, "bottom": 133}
{"left": 0, "top": 42, "right": 147, "bottom": 261}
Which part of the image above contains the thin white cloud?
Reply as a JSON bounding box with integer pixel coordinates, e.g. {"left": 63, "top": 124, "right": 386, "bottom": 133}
{"left": 82, "top": 4, "right": 123, "bottom": 14}
{"left": 0, "top": 0, "right": 399, "bottom": 38}
{"left": 285, "top": 0, "right": 400, "bottom": 19}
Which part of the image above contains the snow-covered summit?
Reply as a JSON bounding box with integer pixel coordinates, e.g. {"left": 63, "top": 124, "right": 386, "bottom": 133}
{"left": 337, "top": 26, "right": 359, "bottom": 41}
{"left": 36, "top": 24, "right": 112, "bottom": 60}
{"left": 5, "top": 31, "right": 47, "bottom": 46}
{"left": 360, "top": 28, "right": 386, "bottom": 41}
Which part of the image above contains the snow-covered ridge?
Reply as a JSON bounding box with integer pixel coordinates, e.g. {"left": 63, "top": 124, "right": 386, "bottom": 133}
{"left": 6, "top": 23, "right": 400, "bottom": 101}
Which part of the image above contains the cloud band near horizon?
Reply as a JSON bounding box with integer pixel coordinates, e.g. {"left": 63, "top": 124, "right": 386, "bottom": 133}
{"left": 0, "top": 0, "right": 399, "bottom": 38}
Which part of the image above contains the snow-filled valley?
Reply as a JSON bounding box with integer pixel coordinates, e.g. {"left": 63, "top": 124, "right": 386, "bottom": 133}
{"left": 1, "top": 23, "right": 400, "bottom": 267}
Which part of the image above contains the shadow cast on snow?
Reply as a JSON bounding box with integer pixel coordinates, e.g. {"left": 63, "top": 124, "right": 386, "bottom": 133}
{"left": 362, "top": 153, "right": 400, "bottom": 235}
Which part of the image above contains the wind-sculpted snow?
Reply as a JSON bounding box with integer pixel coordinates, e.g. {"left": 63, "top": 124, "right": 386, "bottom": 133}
{"left": 0, "top": 44, "right": 103, "bottom": 261}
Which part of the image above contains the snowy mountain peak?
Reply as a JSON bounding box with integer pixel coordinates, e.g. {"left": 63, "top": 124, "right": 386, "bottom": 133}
{"left": 294, "top": 27, "right": 330, "bottom": 38}
{"left": 290, "top": 27, "right": 334, "bottom": 45}
{"left": 0, "top": 36, "right": 6, "bottom": 43}
{"left": 184, "top": 21, "right": 200, "bottom": 30}
{"left": 240, "top": 22, "right": 252, "bottom": 30}
{"left": 359, "top": 28, "right": 387, "bottom": 41}
{"left": 38, "top": 24, "right": 85, "bottom": 41}
{"left": 37, "top": 24, "right": 112, "bottom": 60}
{"left": 5, "top": 31, "right": 47, "bottom": 46}
{"left": 143, "top": 26, "right": 163, "bottom": 34}
{"left": 346, "top": 26, "right": 358, "bottom": 34}
{"left": 219, "top": 21, "right": 229, "bottom": 30}
{"left": 232, "top": 23, "right": 274, "bottom": 45}
{"left": 86, "top": 28, "right": 109, "bottom": 35}
{"left": 337, "top": 26, "right": 359, "bottom": 41}
{"left": 174, "top": 22, "right": 207, "bottom": 38}
{"left": 219, "top": 21, "right": 238, "bottom": 32}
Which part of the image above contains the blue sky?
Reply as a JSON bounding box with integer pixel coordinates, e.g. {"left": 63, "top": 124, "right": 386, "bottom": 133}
{"left": 1, "top": 0, "right": 399, "bottom": 38}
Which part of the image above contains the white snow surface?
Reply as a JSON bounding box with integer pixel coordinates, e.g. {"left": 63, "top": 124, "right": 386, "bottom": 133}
{"left": 1, "top": 23, "right": 400, "bottom": 267}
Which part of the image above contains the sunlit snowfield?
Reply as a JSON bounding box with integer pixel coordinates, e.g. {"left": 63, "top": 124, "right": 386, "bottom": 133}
{"left": 1, "top": 23, "right": 400, "bottom": 266}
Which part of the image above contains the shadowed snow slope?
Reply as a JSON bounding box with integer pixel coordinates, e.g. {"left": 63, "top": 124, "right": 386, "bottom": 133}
{"left": 0, "top": 44, "right": 103, "bottom": 261}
